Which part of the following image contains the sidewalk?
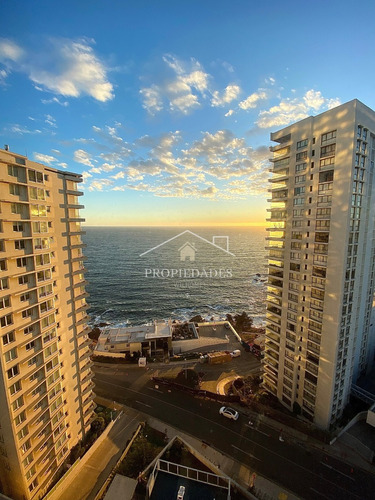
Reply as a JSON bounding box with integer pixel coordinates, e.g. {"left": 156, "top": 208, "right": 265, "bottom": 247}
{"left": 55, "top": 401, "right": 141, "bottom": 500}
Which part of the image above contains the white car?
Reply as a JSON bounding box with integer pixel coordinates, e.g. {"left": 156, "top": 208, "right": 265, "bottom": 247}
{"left": 219, "top": 406, "right": 239, "bottom": 420}
{"left": 177, "top": 485, "right": 185, "bottom": 499}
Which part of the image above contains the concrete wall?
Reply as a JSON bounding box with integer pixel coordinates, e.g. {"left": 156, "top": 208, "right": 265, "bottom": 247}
{"left": 43, "top": 418, "right": 117, "bottom": 500}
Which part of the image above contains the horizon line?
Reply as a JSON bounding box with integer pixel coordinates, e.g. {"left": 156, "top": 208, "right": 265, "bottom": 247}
{"left": 82, "top": 223, "right": 267, "bottom": 228}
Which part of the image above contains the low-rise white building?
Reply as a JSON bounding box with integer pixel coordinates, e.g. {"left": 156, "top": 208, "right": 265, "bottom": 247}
{"left": 95, "top": 320, "right": 172, "bottom": 358}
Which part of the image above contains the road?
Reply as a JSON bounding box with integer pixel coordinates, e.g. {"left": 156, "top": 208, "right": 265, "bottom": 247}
{"left": 93, "top": 363, "right": 375, "bottom": 500}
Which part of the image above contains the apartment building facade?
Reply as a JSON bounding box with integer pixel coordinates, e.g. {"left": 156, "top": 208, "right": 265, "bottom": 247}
{"left": 264, "top": 100, "right": 375, "bottom": 429}
{"left": 0, "top": 148, "right": 95, "bottom": 499}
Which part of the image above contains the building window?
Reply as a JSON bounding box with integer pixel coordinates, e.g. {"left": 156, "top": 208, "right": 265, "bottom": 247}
{"left": 297, "top": 139, "right": 308, "bottom": 149}
{"left": 7, "top": 365, "right": 19, "bottom": 379}
{"left": 9, "top": 184, "right": 20, "bottom": 196}
{"left": 0, "top": 314, "right": 13, "bottom": 327}
{"left": 12, "top": 396, "right": 24, "bottom": 413}
{"left": 5, "top": 347, "right": 17, "bottom": 363}
{"left": 13, "top": 222, "right": 24, "bottom": 232}
{"left": 22, "top": 308, "right": 34, "bottom": 319}
{"left": 17, "top": 257, "right": 27, "bottom": 268}
{"left": 2, "top": 331, "right": 15, "bottom": 345}
{"left": 0, "top": 278, "right": 8, "bottom": 290}
{"left": 296, "top": 151, "right": 308, "bottom": 161}
{"left": 0, "top": 296, "right": 10, "bottom": 309}
{"left": 295, "top": 163, "right": 307, "bottom": 173}
{"left": 18, "top": 275, "right": 29, "bottom": 285}
{"left": 0, "top": 259, "right": 7, "bottom": 271}
{"left": 28, "top": 170, "right": 44, "bottom": 183}
{"left": 321, "top": 130, "right": 337, "bottom": 143}
{"left": 320, "top": 144, "right": 336, "bottom": 158}
{"left": 10, "top": 380, "right": 22, "bottom": 396}
{"left": 20, "top": 293, "right": 30, "bottom": 302}
{"left": 8, "top": 165, "right": 18, "bottom": 177}
{"left": 24, "top": 325, "right": 34, "bottom": 335}
{"left": 15, "top": 240, "right": 25, "bottom": 250}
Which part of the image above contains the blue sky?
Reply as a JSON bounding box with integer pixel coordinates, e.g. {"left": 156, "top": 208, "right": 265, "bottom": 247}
{"left": 1, "top": 0, "right": 374, "bottom": 226}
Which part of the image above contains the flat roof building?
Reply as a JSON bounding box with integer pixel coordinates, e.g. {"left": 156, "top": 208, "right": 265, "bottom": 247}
{"left": 264, "top": 100, "right": 375, "bottom": 429}
{"left": 0, "top": 148, "right": 95, "bottom": 499}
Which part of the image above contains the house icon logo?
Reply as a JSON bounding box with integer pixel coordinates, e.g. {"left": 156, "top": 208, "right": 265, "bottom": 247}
{"left": 139, "top": 230, "right": 235, "bottom": 259}
{"left": 178, "top": 242, "right": 196, "bottom": 262}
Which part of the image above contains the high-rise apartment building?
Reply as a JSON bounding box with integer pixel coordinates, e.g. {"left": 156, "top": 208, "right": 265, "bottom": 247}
{"left": 0, "top": 148, "right": 95, "bottom": 499}
{"left": 264, "top": 100, "right": 375, "bottom": 430}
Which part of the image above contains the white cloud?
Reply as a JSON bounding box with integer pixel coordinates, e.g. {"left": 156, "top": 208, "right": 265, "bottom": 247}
{"left": 140, "top": 54, "right": 210, "bottom": 115}
{"left": 0, "top": 38, "right": 23, "bottom": 61}
{"left": 0, "top": 68, "right": 8, "bottom": 85}
{"left": 90, "top": 167, "right": 102, "bottom": 174}
{"left": 257, "top": 89, "right": 340, "bottom": 129}
{"left": 74, "top": 149, "right": 94, "bottom": 167}
{"left": 41, "top": 97, "right": 69, "bottom": 106}
{"left": 51, "top": 149, "right": 61, "bottom": 155}
{"left": 140, "top": 85, "right": 163, "bottom": 114}
{"left": 225, "top": 109, "right": 234, "bottom": 117}
{"left": 239, "top": 90, "right": 268, "bottom": 110}
{"left": 33, "top": 153, "right": 57, "bottom": 165}
{"left": 0, "top": 37, "right": 114, "bottom": 102}
{"left": 112, "top": 171, "right": 126, "bottom": 180}
{"left": 211, "top": 84, "right": 240, "bottom": 107}
{"left": 45, "top": 114, "right": 57, "bottom": 128}
{"left": 101, "top": 163, "right": 117, "bottom": 172}
{"left": 88, "top": 179, "right": 114, "bottom": 191}
{"left": 58, "top": 162, "right": 68, "bottom": 169}
{"left": 8, "top": 124, "right": 41, "bottom": 135}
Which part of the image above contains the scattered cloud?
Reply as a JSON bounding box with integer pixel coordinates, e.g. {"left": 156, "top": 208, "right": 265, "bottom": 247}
{"left": 88, "top": 179, "right": 114, "bottom": 191}
{"left": 0, "top": 37, "right": 114, "bottom": 102}
{"left": 7, "top": 124, "right": 42, "bottom": 135}
{"left": 41, "top": 96, "right": 69, "bottom": 106}
{"left": 239, "top": 90, "right": 268, "bottom": 110}
{"left": 257, "top": 89, "right": 341, "bottom": 129}
{"left": 77, "top": 122, "right": 270, "bottom": 198}
{"left": 45, "top": 114, "right": 57, "bottom": 128}
{"left": 58, "top": 162, "right": 68, "bottom": 169}
{"left": 33, "top": 152, "right": 57, "bottom": 165}
{"left": 211, "top": 84, "right": 241, "bottom": 107}
{"left": 0, "top": 38, "right": 24, "bottom": 62}
{"left": 74, "top": 149, "right": 94, "bottom": 167}
{"left": 225, "top": 109, "right": 234, "bottom": 117}
{"left": 140, "top": 54, "right": 210, "bottom": 115}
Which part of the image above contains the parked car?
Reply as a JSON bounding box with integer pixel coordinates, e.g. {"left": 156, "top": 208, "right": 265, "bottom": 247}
{"left": 219, "top": 406, "right": 239, "bottom": 420}
{"left": 230, "top": 349, "right": 241, "bottom": 358}
{"left": 177, "top": 485, "right": 185, "bottom": 499}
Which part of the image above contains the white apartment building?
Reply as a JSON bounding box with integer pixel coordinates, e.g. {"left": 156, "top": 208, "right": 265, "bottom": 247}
{"left": 264, "top": 100, "right": 375, "bottom": 430}
{"left": 0, "top": 148, "right": 95, "bottom": 499}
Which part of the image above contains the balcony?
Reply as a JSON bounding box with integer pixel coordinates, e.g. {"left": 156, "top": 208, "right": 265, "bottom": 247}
{"left": 264, "top": 363, "right": 278, "bottom": 378}
{"left": 262, "top": 376, "right": 278, "bottom": 395}
{"left": 265, "top": 349, "right": 279, "bottom": 362}
{"left": 268, "top": 277, "right": 283, "bottom": 289}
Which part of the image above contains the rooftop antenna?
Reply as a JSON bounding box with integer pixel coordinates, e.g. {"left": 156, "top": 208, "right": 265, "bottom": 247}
{"left": 4, "top": 144, "right": 9, "bottom": 151}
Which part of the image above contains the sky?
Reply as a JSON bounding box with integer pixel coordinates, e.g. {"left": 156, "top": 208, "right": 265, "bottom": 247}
{"left": 1, "top": 0, "right": 375, "bottom": 226}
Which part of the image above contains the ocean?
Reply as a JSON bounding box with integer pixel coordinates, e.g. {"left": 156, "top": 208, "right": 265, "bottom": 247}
{"left": 82, "top": 226, "right": 268, "bottom": 327}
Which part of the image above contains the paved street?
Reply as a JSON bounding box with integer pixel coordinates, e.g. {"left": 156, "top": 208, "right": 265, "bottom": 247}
{"left": 93, "top": 362, "right": 375, "bottom": 500}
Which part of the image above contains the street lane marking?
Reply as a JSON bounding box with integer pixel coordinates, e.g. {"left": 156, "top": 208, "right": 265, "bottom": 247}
{"left": 135, "top": 400, "right": 151, "bottom": 408}
{"left": 310, "top": 488, "right": 333, "bottom": 499}
{"left": 245, "top": 424, "right": 269, "bottom": 437}
{"left": 320, "top": 462, "right": 355, "bottom": 481}
{"left": 95, "top": 378, "right": 362, "bottom": 499}
{"left": 147, "top": 387, "right": 163, "bottom": 393}
{"left": 231, "top": 445, "right": 261, "bottom": 461}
